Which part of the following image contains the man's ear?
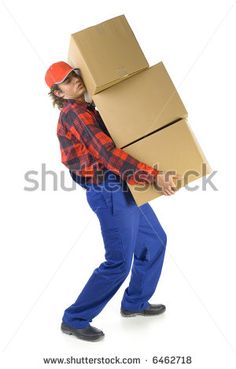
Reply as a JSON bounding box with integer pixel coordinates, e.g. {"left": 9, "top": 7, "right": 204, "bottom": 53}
{"left": 54, "top": 89, "right": 64, "bottom": 98}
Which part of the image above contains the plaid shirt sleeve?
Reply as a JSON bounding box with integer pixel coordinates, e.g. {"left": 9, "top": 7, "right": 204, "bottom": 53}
{"left": 59, "top": 108, "right": 159, "bottom": 185}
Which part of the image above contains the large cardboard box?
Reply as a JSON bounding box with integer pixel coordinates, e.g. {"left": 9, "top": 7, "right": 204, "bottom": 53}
{"left": 93, "top": 62, "right": 188, "bottom": 148}
{"left": 68, "top": 15, "right": 149, "bottom": 95}
{"left": 123, "top": 119, "right": 211, "bottom": 206}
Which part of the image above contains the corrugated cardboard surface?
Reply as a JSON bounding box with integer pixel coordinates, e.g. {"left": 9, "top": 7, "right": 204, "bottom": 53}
{"left": 93, "top": 62, "right": 188, "bottom": 148}
{"left": 68, "top": 15, "right": 149, "bottom": 95}
{"left": 124, "top": 119, "right": 211, "bottom": 206}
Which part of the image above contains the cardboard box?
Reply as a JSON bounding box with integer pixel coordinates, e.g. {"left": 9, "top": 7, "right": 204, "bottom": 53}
{"left": 93, "top": 62, "right": 188, "bottom": 148}
{"left": 68, "top": 15, "right": 149, "bottom": 95}
{"left": 123, "top": 119, "right": 211, "bottom": 206}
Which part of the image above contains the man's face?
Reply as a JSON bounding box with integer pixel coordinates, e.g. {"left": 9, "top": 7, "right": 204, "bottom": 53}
{"left": 57, "top": 71, "right": 86, "bottom": 99}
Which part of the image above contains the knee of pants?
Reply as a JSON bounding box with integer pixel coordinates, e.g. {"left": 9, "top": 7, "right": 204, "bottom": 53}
{"left": 103, "top": 258, "right": 131, "bottom": 279}
{"left": 162, "top": 230, "right": 167, "bottom": 247}
{"left": 103, "top": 239, "right": 133, "bottom": 277}
{"left": 154, "top": 229, "right": 167, "bottom": 253}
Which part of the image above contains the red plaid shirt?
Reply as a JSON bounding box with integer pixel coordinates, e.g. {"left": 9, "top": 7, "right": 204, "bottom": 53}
{"left": 57, "top": 99, "right": 159, "bottom": 185}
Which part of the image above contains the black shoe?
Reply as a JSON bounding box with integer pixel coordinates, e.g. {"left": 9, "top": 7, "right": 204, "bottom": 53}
{"left": 121, "top": 303, "right": 166, "bottom": 317}
{"left": 61, "top": 322, "right": 104, "bottom": 342}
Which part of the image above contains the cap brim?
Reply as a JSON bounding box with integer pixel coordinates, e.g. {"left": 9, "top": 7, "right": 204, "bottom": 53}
{"left": 56, "top": 68, "right": 81, "bottom": 84}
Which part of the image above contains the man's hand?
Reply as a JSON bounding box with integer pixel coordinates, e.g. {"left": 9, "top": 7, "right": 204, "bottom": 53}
{"left": 155, "top": 172, "right": 182, "bottom": 196}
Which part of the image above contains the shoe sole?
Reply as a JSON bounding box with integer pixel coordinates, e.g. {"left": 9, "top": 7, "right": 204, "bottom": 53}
{"left": 121, "top": 309, "right": 166, "bottom": 317}
{"left": 61, "top": 327, "right": 104, "bottom": 342}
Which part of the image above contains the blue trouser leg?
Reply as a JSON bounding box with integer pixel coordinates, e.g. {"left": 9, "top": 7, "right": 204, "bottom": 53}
{"left": 62, "top": 181, "right": 139, "bottom": 328}
{"left": 121, "top": 203, "right": 167, "bottom": 312}
{"left": 62, "top": 173, "right": 167, "bottom": 328}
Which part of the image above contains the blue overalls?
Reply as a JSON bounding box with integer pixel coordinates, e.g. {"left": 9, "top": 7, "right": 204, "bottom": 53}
{"left": 62, "top": 170, "right": 167, "bottom": 328}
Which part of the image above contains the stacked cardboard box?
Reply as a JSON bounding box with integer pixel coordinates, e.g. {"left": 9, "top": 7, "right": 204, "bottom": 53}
{"left": 68, "top": 15, "right": 211, "bottom": 206}
{"left": 68, "top": 15, "right": 149, "bottom": 95}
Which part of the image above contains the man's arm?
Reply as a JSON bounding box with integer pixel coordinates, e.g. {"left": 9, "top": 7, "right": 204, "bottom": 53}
{"left": 65, "top": 110, "right": 159, "bottom": 185}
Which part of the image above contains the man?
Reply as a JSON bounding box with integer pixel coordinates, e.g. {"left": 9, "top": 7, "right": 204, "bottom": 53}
{"left": 45, "top": 61, "right": 177, "bottom": 342}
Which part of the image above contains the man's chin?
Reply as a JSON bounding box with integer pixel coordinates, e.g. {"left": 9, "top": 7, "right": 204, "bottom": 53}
{"left": 71, "top": 93, "right": 86, "bottom": 101}
{"left": 74, "top": 91, "right": 85, "bottom": 97}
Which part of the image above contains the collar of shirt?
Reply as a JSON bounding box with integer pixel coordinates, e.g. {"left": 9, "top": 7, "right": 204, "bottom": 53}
{"left": 63, "top": 99, "right": 95, "bottom": 112}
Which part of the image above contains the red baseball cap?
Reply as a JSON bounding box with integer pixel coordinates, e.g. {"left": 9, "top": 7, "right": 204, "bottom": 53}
{"left": 45, "top": 61, "right": 80, "bottom": 88}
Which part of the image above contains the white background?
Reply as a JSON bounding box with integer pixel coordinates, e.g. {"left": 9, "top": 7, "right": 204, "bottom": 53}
{"left": 0, "top": 0, "right": 236, "bottom": 368}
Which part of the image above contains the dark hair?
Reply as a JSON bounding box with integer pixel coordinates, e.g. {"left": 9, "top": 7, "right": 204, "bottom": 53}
{"left": 48, "top": 84, "right": 65, "bottom": 109}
